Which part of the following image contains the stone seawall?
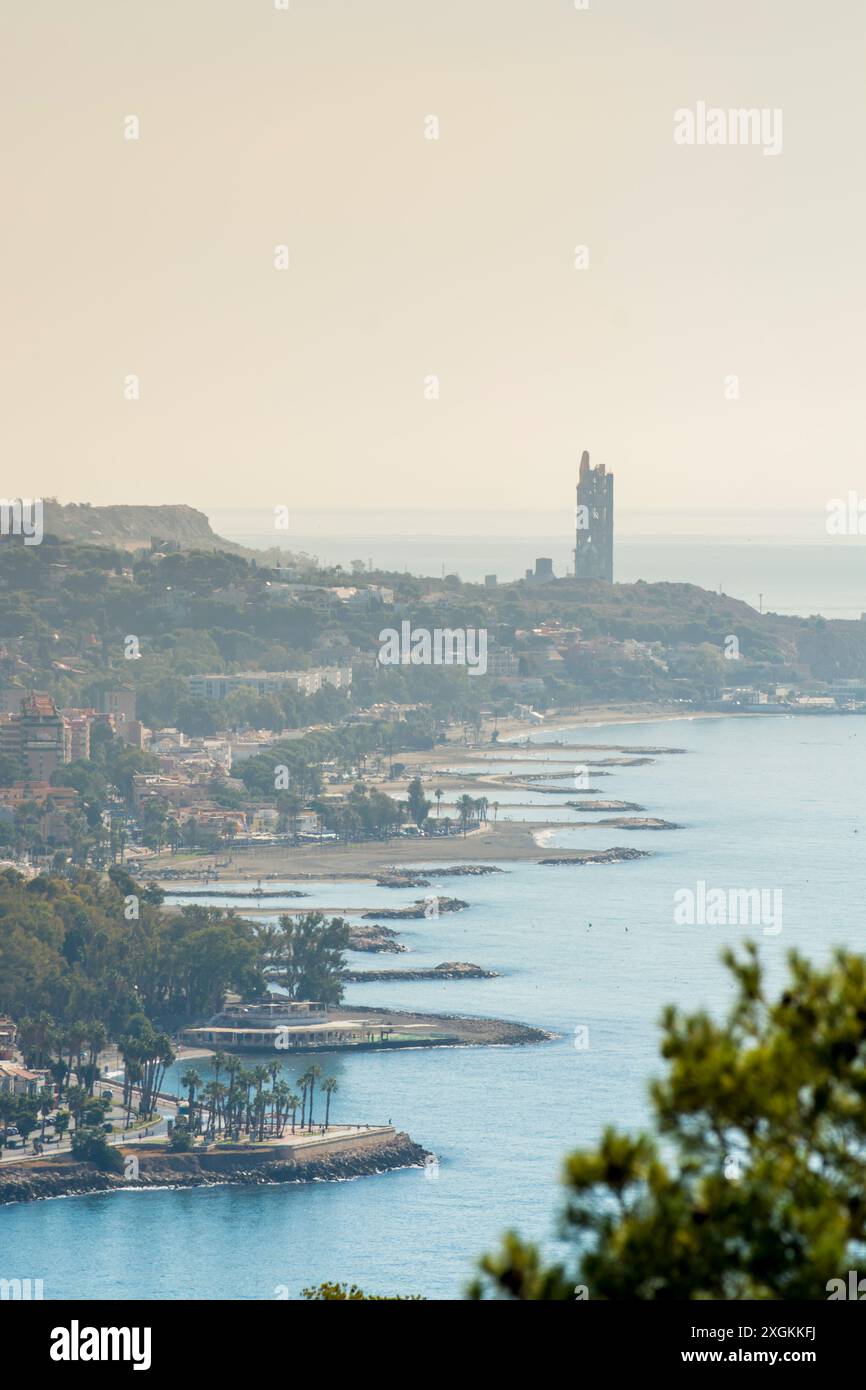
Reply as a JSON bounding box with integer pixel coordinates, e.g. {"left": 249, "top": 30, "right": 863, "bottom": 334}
{"left": 0, "top": 1131, "right": 428, "bottom": 1206}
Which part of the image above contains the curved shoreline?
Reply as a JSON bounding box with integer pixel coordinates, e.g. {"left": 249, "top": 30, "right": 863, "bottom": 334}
{"left": 154, "top": 820, "right": 655, "bottom": 881}
{"left": 0, "top": 1132, "right": 429, "bottom": 1208}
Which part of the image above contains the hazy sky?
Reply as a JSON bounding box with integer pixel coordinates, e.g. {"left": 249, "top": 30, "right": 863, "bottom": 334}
{"left": 2, "top": 1, "right": 863, "bottom": 524}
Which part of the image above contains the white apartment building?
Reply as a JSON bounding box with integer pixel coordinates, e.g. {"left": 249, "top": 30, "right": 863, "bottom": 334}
{"left": 186, "top": 668, "right": 352, "bottom": 700}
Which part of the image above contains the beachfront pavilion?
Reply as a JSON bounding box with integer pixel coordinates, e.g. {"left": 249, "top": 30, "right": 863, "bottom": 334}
{"left": 180, "top": 1019, "right": 395, "bottom": 1051}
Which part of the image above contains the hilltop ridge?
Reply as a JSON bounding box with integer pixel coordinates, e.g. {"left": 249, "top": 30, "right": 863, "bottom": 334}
{"left": 41, "top": 500, "right": 247, "bottom": 554}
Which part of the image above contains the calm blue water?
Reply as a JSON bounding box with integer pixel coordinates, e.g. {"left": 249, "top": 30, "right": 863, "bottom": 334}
{"left": 3, "top": 714, "right": 865, "bottom": 1299}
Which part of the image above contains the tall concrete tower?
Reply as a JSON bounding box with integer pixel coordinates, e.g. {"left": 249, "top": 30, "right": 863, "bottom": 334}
{"left": 574, "top": 450, "right": 613, "bottom": 582}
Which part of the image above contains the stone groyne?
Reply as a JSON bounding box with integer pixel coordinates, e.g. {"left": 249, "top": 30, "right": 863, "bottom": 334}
{"left": 0, "top": 1130, "right": 427, "bottom": 1206}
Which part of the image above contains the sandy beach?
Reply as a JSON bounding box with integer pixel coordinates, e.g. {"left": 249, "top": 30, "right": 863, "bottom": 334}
{"left": 142, "top": 701, "right": 706, "bottom": 882}
{"left": 153, "top": 820, "right": 651, "bottom": 880}
{"left": 474, "top": 700, "right": 701, "bottom": 743}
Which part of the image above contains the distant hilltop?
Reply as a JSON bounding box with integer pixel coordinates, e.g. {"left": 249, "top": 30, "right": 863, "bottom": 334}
{"left": 40, "top": 501, "right": 246, "bottom": 554}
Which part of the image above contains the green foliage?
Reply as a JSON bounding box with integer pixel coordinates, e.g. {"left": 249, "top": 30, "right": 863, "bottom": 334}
{"left": 71, "top": 1126, "right": 124, "bottom": 1173}
{"left": 118, "top": 1018, "right": 175, "bottom": 1118}
{"left": 13, "top": 1100, "right": 40, "bottom": 1144}
{"left": 317, "top": 783, "right": 403, "bottom": 841}
{"left": 267, "top": 912, "right": 349, "bottom": 1005}
{"left": 0, "top": 752, "right": 22, "bottom": 784}
{"left": 0, "top": 869, "right": 265, "bottom": 1031}
{"left": 81, "top": 1097, "right": 111, "bottom": 1127}
{"left": 5, "top": 528, "right": 860, "bottom": 738}
{"left": 473, "top": 945, "right": 866, "bottom": 1300}
{"left": 174, "top": 696, "right": 221, "bottom": 738}
{"left": 406, "top": 776, "right": 430, "bottom": 828}
{"left": 168, "top": 1124, "right": 195, "bottom": 1152}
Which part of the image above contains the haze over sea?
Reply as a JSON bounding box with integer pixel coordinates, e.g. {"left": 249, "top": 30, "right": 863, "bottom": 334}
{"left": 208, "top": 508, "right": 866, "bottom": 620}
{"left": 3, "top": 714, "right": 863, "bottom": 1299}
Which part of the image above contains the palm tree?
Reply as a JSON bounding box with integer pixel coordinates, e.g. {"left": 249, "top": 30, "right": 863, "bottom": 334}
{"left": 65, "top": 1085, "right": 87, "bottom": 1131}
{"left": 211, "top": 1050, "right": 228, "bottom": 1087}
{"left": 38, "top": 1086, "right": 53, "bottom": 1142}
{"left": 144, "top": 1035, "right": 176, "bottom": 1118}
{"left": 65, "top": 1022, "right": 88, "bottom": 1089}
{"left": 306, "top": 1064, "right": 322, "bottom": 1131}
{"left": 122, "top": 1055, "right": 142, "bottom": 1127}
{"left": 434, "top": 787, "right": 444, "bottom": 818}
{"left": 252, "top": 1065, "right": 271, "bottom": 1141}
{"left": 457, "top": 794, "right": 475, "bottom": 836}
{"left": 298, "top": 1070, "right": 311, "bottom": 1130}
{"left": 230, "top": 1067, "right": 248, "bottom": 1135}
{"left": 85, "top": 1022, "right": 107, "bottom": 1094}
{"left": 180, "top": 1069, "right": 202, "bottom": 1134}
{"left": 203, "top": 1081, "right": 226, "bottom": 1138}
{"left": 51, "top": 1056, "right": 68, "bottom": 1099}
{"left": 224, "top": 1056, "right": 240, "bottom": 1130}
{"left": 224, "top": 1082, "right": 243, "bottom": 1139}
{"left": 271, "top": 1080, "right": 290, "bottom": 1137}
{"left": 18, "top": 1013, "right": 57, "bottom": 1071}
{"left": 287, "top": 1091, "right": 301, "bottom": 1135}
{"left": 322, "top": 1077, "right": 337, "bottom": 1131}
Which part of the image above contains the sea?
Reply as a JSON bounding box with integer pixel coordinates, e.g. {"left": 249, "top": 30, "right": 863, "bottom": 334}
{"left": 2, "top": 713, "right": 864, "bottom": 1299}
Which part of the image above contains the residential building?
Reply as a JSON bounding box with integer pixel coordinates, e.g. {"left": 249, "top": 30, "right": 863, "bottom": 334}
{"left": 62, "top": 713, "right": 92, "bottom": 762}
{"left": 0, "top": 686, "right": 25, "bottom": 716}
{"left": 485, "top": 646, "right": 520, "bottom": 677}
{"left": 0, "top": 1060, "right": 51, "bottom": 1097}
{"left": 131, "top": 774, "right": 197, "bottom": 811}
{"left": 119, "top": 719, "right": 146, "bottom": 749}
{"left": 0, "top": 783, "right": 79, "bottom": 810}
{"left": 101, "top": 688, "right": 136, "bottom": 726}
{"left": 186, "top": 668, "right": 351, "bottom": 701}
{"left": 2, "top": 694, "right": 69, "bottom": 781}
{"left": 0, "top": 1017, "right": 17, "bottom": 1060}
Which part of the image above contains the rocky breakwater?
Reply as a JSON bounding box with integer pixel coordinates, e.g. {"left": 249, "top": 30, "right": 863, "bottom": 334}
{"left": 348, "top": 923, "right": 406, "bottom": 953}
{"left": 363, "top": 897, "right": 468, "bottom": 920}
{"left": 578, "top": 817, "right": 681, "bottom": 831}
{"left": 539, "top": 847, "right": 650, "bottom": 866}
{"left": 0, "top": 1130, "right": 428, "bottom": 1206}
{"left": 344, "top": 961, "right": 499, "bottom": 983}
{"left": 167, "top": 887, "right": 308, "bottom": 899}
{"left": 376, "top": 866, "right": 504, "bottom": 887}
